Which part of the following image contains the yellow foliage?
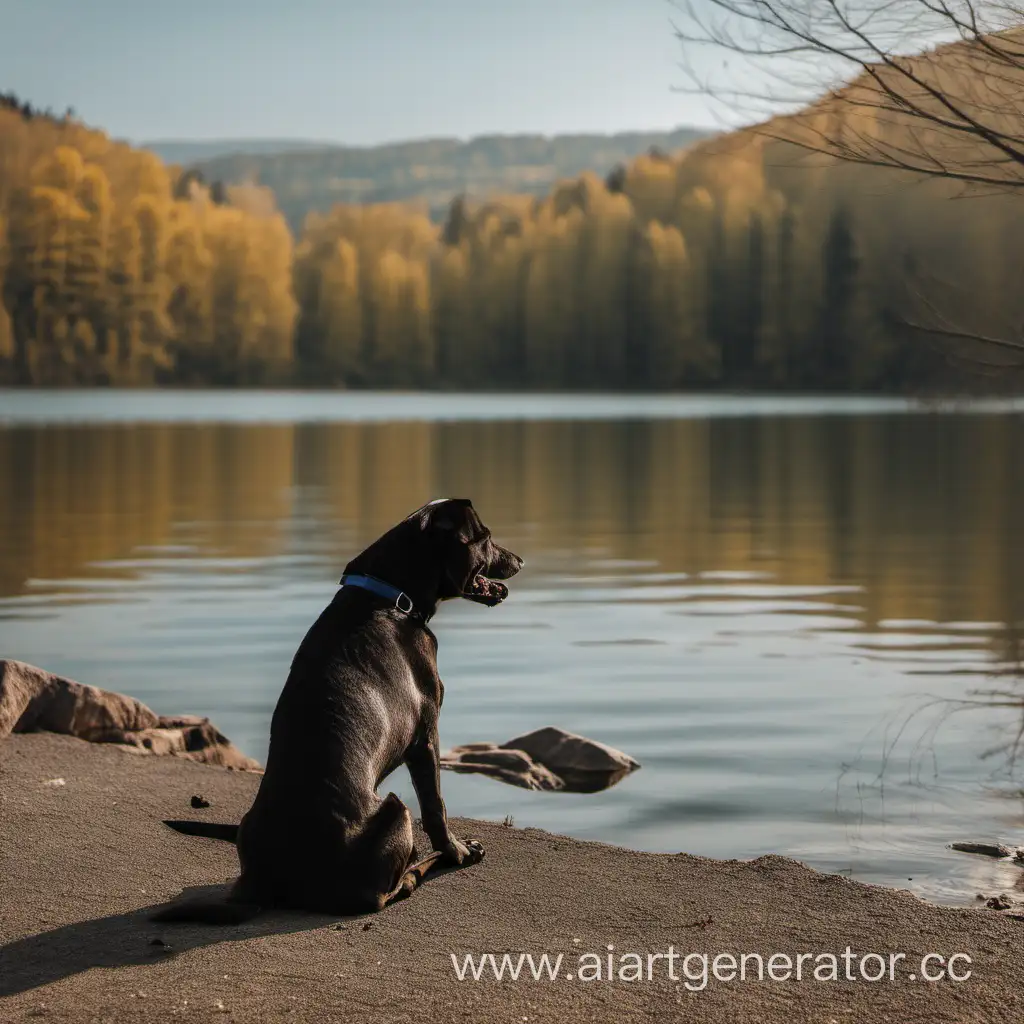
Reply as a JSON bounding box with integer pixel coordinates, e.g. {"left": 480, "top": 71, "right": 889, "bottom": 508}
{"left": 0, "top": 90, "right": 1015, "bottom": 391}
{"left": 0, "top": 106, "right": 297, "bottom": 385}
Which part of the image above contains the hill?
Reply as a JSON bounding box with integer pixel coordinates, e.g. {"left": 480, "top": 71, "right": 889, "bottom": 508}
{"left": 140, "top": 138, "right": 336, "bottom": 165}
{"left": 180, "top": 127, "right": 712, "bottom": 230}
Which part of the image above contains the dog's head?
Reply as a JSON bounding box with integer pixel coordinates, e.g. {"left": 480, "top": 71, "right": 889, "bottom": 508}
{"left": 414, "top": 498, "right": 523, "bottom": 607}
{"left": 343, "top": 498, "right": 523, "bottom": 613}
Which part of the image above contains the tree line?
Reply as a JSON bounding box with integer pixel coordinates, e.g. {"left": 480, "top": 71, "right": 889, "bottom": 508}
{"left": 0, "top": 86, "right": 1016, "bottom": 389}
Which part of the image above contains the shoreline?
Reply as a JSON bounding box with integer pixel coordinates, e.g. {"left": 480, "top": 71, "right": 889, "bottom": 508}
{"left": 2, "top": 389, "right": 1022, "bottom": 429}
{"left": 2, "top": 732, "right": 1022, "bottom": 1023}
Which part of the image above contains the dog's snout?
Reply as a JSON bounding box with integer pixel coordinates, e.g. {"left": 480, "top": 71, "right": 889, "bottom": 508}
{"left": 487, "top": 545, "right": 523, "bottom": 580}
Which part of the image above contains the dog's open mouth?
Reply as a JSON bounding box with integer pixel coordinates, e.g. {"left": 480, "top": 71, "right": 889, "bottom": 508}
{"left": 464, "top": 575, "right": 509, "bottom": 607}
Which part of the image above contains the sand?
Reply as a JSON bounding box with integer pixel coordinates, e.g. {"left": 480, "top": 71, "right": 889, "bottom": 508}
{"left": 1, "top": 732, "right": 1022, "bottom": 1023}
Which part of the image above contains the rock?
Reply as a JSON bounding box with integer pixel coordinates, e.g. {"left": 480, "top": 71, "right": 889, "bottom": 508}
{"left": 501, "top": 726, "right": 640, "bottom": 774}
{"left": 950, "top": 841, "right": 1024, "bottom": 860}
{"left": 440, "top": 727, "right": 640, "bottom": 793}
{"left": 190, "top": 795, "right": 211, "bottom": 809}
{"left": 1, "top": 660, "right": 159, "bottom": 739}
{"left": 0, "top": 660, "right": 259, "bottom": 772}
{"left": 986, "top": 894, "right": 1014, "bottom": 911}
{"left": 440, "top": 744, "right": 563, "bottom": 791}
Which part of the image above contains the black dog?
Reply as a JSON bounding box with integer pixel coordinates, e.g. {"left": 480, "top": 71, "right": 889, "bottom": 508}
{"left": 154, "top": 498, "right": 522, "bottom": 922}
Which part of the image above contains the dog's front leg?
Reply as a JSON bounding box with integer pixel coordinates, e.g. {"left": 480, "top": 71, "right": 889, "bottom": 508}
{"left": 406, "top": 728, "right": 484, "bottom": 867}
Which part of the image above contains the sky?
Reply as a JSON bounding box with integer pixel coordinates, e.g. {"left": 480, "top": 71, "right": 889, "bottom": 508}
{"left": 1, "top": 0, "right": 723, "bottom": 145}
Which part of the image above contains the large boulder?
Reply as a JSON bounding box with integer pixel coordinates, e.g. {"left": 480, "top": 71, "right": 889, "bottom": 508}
{"left": 0, "top": 660, "right": 259, "bottom": 771}
{"left": 441, "top": 726, "right": 640, "bottom": 792}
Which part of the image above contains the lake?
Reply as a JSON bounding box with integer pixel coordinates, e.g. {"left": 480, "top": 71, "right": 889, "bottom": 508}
{"left": 2, "top": 390, "right": 1024, "bottom": 906}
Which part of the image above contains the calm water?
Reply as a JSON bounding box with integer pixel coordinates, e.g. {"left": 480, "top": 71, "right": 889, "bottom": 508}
{"left": 2, "top": 390, "right": 1024, "bottom": 905}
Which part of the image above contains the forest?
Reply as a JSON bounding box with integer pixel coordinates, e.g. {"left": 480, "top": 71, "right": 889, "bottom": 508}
{"left": 0, "top": 47, "right": 1020, "bottom": 390}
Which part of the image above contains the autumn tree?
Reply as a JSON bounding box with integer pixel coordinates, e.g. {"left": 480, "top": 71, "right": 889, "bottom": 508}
{"left": 0, "top": 109, "right": 298, "bottom": 385}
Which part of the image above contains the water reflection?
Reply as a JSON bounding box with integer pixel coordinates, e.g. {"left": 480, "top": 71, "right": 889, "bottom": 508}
{"left": 1, "top": 404, "right": 1023, "bottom": 901}
{"left": 3, "top": 414, "right": 1023, "bottom": 631}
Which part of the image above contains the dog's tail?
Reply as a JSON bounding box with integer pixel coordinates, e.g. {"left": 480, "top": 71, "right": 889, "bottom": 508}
{"left": 163, "top": 820, "right": 239, "bottom": 843}
{"left": 150, "top": 892, "right": 261, "bottom": 925}
{"left": 153, "top": 820, "right": 255, "bottom": 922}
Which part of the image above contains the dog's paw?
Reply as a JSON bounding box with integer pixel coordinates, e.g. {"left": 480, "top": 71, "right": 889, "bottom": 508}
{"left": 443, "top": 837, "right": 486, "bottom": 867}
{"left": 463, "top": 839, "right": 485, "bottom": 865}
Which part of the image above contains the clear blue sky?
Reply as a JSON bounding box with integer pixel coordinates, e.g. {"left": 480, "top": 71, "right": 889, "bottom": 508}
{"left": 2, "top": 0, "right": 720, "bottom": 144}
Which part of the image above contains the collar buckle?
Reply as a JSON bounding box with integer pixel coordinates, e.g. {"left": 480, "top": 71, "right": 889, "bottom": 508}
{"left": 340, "top": 573, "right": 418, "bottom": 617}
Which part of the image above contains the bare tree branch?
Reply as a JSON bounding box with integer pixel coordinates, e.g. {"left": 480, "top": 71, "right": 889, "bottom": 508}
{"left": 670, "top": 0, "right": 1024, "bottom": 371}
{"left": 671, "top": 0, "right": 1024, "bottom": 190}
{"left": 900, "top": 317, "right": 1024, "bottom": 352}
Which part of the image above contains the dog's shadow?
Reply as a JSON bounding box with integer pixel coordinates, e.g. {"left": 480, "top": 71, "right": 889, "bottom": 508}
{"left": 0, "top": 884, "right": 346, "bottom": 999}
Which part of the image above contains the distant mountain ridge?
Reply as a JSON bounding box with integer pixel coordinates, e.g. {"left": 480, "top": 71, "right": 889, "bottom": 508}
{"left": 150, "top": 126, "right": 712, "bottom": 230}
{"left": 142, "top": 138, "right": 337, "bottom": 164}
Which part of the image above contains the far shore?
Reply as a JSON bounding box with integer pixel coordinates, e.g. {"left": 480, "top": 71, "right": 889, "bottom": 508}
{"left": 2, "top": 731, "right": 1022, "bottom": 1023}
{"left": 1, "top": 388, "right": 1022, "bottom": 430}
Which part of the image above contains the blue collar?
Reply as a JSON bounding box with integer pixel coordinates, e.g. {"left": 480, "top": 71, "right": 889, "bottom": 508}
{"left": 340, "top": 574, "right": 416, "bottom": 615}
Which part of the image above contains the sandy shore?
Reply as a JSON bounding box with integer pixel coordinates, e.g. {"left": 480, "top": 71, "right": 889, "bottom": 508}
{"left": 1, "top": 733, "right": 1022, "bottom": 1023}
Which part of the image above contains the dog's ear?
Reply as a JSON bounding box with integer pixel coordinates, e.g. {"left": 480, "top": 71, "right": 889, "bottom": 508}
{"left": 421, "top": 498, "right": 474, "bottom": 539}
